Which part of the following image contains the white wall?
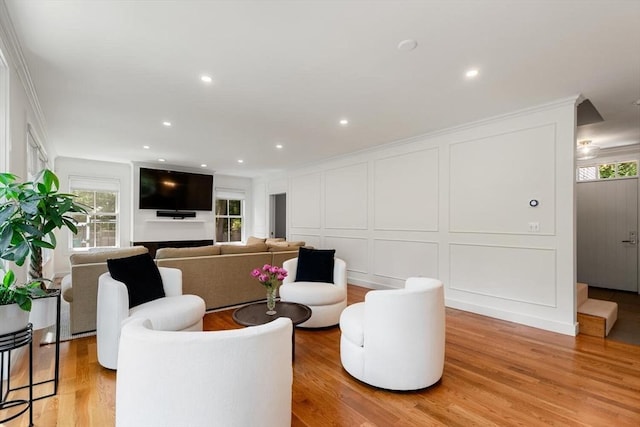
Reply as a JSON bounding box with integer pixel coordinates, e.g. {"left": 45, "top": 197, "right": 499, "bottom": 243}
{"left": 53, "top": 157, "right": 133, "bottom": 273}
{"left": 256, "top": 97, "right": 578, "bottom": 335}
{"left": 0, "top": 10, "right": 53, "bottom": 282}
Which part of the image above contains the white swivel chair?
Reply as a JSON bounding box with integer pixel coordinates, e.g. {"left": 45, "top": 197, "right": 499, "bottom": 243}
{"left": 279, "top": 257, "right": 347, "bottom": 328}
{"left": 97, "top": 267, "right": 205, "bottom": 369}
{"left": 116, "top": 317, "right": 293, "bottom": 427}
{"left": 339, "top": 277, "right": 445, "bottom": 390}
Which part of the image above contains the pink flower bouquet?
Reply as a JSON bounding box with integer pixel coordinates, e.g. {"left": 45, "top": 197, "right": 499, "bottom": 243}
{"left": 250, "top": 264, "right": 288, "bottom": 289}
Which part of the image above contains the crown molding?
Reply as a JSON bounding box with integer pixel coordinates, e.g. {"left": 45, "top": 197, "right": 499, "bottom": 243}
{"left": 0, "top": 1, "right": 48, "bottom": 140}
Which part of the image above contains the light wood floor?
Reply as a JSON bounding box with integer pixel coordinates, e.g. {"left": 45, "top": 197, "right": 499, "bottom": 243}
{"left": 3, "top": 285, "right": 640, "bottom": 426}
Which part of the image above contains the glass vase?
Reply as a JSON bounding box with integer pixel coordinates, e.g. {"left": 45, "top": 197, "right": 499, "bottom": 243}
{"left": 266, "top": 286, "right": 277, "bottom": 315}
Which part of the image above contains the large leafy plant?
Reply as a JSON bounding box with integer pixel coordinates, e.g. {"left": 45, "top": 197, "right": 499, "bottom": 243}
{"left": 0, "top": 169, "right": 87, "bottom": 311}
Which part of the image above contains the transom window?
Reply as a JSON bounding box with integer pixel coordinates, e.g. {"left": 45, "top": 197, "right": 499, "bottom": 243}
{"left": 69, "top": 178, "right": 120, "bottom": 249}
{"left": 577, "top": 161, "right": 638, "bottom": 182}
{"left": 215, "top": 199, "right": 243, "bottom": 243}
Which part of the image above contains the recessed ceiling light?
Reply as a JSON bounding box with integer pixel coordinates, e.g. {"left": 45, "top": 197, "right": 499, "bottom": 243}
{"left": 276, "top": 144, "right": 283, "bottom": 149}
{"left": 143, "top": 145, "right": 150, "bottom": 149}
{"left": 162, "top": 121, "right": 172, "bottom": 127}
{"left": 158, "top": 158, "right": 166, "bottom": 162}
{"left": 339, "top": 119, "right": 349, "bottom": 126}
{"left": 397, "top": 39, "right": 418, "bottom": 51}
{"left": 201, "top": 75, "right": 213, "bottom": 83}
{"left": 465, "top": 69, "right": 479, "bottom": 78}
{"left": 200, "top": 163, "right": 207, "bottom": 168}
{"left": 237, "top": 159, "right": 244, "bottom": 164}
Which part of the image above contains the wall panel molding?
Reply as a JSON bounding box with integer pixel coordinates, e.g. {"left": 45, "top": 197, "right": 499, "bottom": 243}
{"left": 324, "top": 162, "right": 368, "bottom": 230}
{"left": 373, "top": 238, "right": 438, "bottom": 280}
{"left": 449, "top": 243, "right": 557, "bottom": 307}
{"left": 373, "top": 148, "right": 439, "bottom": 231}
{"left": 449, "top": 123, "right": 556, "bottom": 235}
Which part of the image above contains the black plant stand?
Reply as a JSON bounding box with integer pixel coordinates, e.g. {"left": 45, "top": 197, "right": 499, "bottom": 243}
{"left": 0, "top": 324, "right": 34, "bottom": 427}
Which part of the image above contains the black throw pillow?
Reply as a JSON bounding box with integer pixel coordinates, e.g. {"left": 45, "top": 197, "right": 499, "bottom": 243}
{"left": 107, "top": 253, "right": 166, "bottom": 308}
{"left": 295, "top": 247, "right": 336, "bottom": 283}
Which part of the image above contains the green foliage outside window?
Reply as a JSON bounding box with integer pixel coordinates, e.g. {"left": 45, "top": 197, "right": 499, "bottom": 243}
{"left": 216, "top": 199, "right": 243, "bottom": 242}
{"left": 598, "top": 164, "right": 616, "bottom": 179}
{"left": 618, "top": 161, "right": 638, "bottom": 177}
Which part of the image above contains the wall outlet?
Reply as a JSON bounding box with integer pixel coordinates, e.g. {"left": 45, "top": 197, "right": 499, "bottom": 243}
{"left": 528, "top": 222, "right": 540, "bottom": 232}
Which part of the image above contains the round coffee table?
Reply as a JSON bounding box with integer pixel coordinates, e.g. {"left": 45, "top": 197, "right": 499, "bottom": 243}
{"left": 232, "top": 301, "right": 311, "bottom": 359}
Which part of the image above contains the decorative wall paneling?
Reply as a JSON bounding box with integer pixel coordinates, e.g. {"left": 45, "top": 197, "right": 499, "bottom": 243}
{"left": 449, "top": 124, "right": 556, "bottom": 234}
{"left": 373, "top": 148, "right": 439, "bottom": 231}
{"left": 324, "top": 163, "right": 368, "bottom": 230}
{"left": 323, "top": 236, "right": 368, "bottom": 273}
{"left": 280, "top": 97, "right": 577, "bottom": 335}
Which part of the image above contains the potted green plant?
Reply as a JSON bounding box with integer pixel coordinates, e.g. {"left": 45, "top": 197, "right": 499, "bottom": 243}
{"left": 0, "top": 169, "right": 86, "bottom": 334}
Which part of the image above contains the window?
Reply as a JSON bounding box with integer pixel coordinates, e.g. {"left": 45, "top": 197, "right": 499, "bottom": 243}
{"left": 69, "top": 178, "right": 120, "bottom": 249}
{"left": 27, "top": 125, "right": 48, "bottom": 179}
{"left": 577, "top": 161, "right": 638, "bottom": 182}
{"left": 215, "top": 199, "right": 243, "bottom": 242}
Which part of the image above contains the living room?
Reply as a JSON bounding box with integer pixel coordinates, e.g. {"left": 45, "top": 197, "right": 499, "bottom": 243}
{"left": 1, "top": 1, "right": 639, "bottom": 426}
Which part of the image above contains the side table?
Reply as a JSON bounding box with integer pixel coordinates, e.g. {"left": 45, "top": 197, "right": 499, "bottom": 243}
{"left": 0, "top": 324, "right": 34, "bottom": 427}
{"left": 233, "top": 301, "right": 311, "bottom": 360}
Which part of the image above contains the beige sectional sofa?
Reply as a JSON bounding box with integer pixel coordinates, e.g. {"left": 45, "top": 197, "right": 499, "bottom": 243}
{"left": 155, "top": 241, "right": 302, "bottom": 311}
{"left": 62, "top": 239, "right": 303, "bottom": 334}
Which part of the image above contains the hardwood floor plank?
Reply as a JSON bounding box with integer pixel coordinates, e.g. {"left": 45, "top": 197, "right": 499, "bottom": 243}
{"left": 4, "top": 284, "right": 640, "bottom": 426}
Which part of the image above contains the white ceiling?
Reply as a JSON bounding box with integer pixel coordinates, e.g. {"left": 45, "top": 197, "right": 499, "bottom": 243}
{"left": 4, "top": 0, "right": 640, "bottom": 177}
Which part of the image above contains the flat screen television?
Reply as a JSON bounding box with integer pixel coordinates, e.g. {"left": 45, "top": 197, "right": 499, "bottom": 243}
{"left": 139, "top": 167, "right": 213, "bottom": 211}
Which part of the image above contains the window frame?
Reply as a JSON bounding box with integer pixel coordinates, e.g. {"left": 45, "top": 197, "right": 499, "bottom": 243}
{"left": 69, "top": 177, "right": 121, "bottom": 250}
{"left": 215, "top": 198, "right": 244, "bottom": 243}
{"left": 576, "top": 160, "right": 638, "bottom": 182}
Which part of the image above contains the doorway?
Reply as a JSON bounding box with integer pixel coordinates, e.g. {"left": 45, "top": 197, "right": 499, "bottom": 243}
{"left": 577, "top": 178, "right": 638, "bottom": 292}
{"left": 270, "top": 193, "right": 286, "bottom": 239}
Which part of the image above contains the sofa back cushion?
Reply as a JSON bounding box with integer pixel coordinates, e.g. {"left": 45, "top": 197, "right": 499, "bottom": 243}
{"left": 155, "top": 245, "right": 220, "bottom": 259}
{"left": 220, "top": 243, "right": 268, "bottom": 255}
{"left": 246, "top": 236, "right": 266, "bottom": 245}
{"left": 70, "top": 246, "right": 148, "bottom": 265}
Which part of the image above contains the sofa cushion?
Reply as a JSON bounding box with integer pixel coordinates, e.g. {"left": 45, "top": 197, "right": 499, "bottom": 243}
{"left": 282, "top": 281, "right": 345, "bottom": 305}
{"left": 155, "top": 245, "right": 220, "bottom": 259}
{"left": 295, "top": 247, "right": 336, "bottom": 283}
{"left": 220, "top": 243, "right": 268, "bottom": 254}
{"left": 61, "top": 274, "right": 73, "bottom": 303}
{"left": 70, "top": 246, "right": 148, "bottom": 265}
{"left": 246, "top": 236, "right": 266, "bottom": 245}
{"left": 129, "top": 294, "right": 205, "bottom": 331}
{"left": 339, "top": 302, "right": 365, "bottom": 347}
{"left": 265, "top": 238, "right": 285, "bottom": 245}
{"left": 107, "top": 253, "right": 166, "bottom": 308}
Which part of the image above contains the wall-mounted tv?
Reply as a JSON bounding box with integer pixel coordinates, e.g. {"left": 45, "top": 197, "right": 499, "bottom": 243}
{"left": 139, "top": 167, "right": 213, "bottom": 211}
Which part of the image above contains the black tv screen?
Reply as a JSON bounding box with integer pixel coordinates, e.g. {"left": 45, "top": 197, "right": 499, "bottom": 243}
{"left": 139, "top": 168, "right": 213, "bottom": 211}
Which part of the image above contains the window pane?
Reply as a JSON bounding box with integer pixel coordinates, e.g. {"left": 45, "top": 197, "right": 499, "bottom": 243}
{"left": 72, "top": 191, "right": 96, "bottom": 209}
{"left": 618, "top": 161, "right": 638, "bottom": 177}
{"left": 216, "top": 200, "right": 228, "bottom": 215}
{"left": 230, "top": 218, "right": 242, "bottom": 242}
{"left": 577, "top": 166, "right": 597, "bottom": 181}
{"left": 94, "top": 215, "right": 117, "bottom": 247}
{"left": 216, "top": 218, "right": 229, "bottom": 242}
{"left": 72, "top": 222, "right": 90, "bottom": 248}
{"left": 95, "top": 191, "right": 117, "bottom": 213}
{"left": 599, "top": 164, "right": 615, "bottom": 179}
{"left": 229, "top": 200, "right": 241, "bottom": 215}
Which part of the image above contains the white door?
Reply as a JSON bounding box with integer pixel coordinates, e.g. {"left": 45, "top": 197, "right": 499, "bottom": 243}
{"left": 577, "top": 178, "right": 638, "bottom": 292}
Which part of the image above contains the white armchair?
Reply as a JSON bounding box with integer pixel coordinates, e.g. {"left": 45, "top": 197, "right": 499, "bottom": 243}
{"left": 116, "top": 317, "right": 293, "bottom": 427}
{"left": 279, "top": 257, "right": 347, "bottom": 328}
{"left": 97, "top": 267, "right": 205, "bottom": 369}
{"left": 339, "top": 277, "right": 445, "bottom": 390}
